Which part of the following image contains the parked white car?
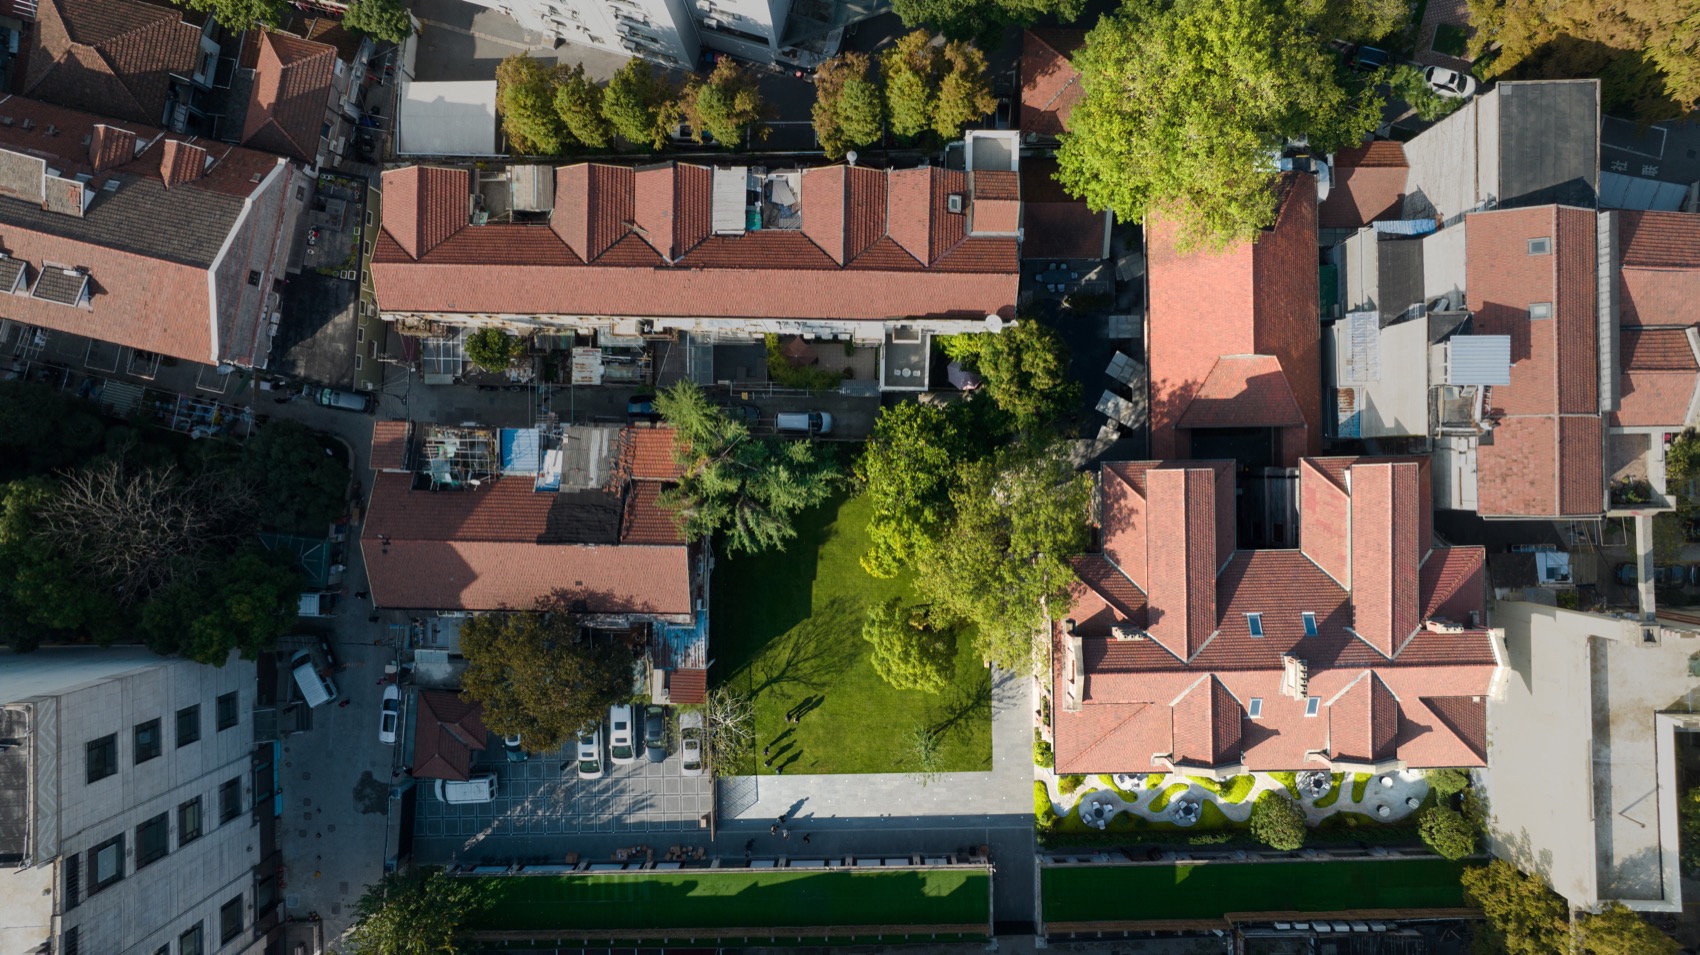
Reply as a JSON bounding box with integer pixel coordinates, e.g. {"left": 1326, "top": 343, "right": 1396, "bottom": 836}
{"left": 378, "top": 685, "right": 400, "bottom": 745}
{"left": 608, "top": 704, "right": 637, "bottom": 765}
{"left": 1424, "top": 65, "right": 1477, "bottom": 99}
{"left": 576, "top": 725, "right": 604, "bottom": 779}
{"left": 679, "top": 710, "right": 704, "bottom": 777}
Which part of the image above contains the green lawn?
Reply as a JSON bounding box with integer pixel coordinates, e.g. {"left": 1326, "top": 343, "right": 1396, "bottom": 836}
{"left": 711, "top": 492, "right": 992, "bottom": 775}
{"left": 464, "top": 869, "right": 990, "bottom": 931}
{"left": 1041, "top": 859, "right": 1470, "bottom": 922}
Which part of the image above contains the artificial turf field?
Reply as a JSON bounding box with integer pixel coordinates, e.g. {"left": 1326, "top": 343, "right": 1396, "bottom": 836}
{"left": 463, "top": 868, "right": 990, "bottom": 931}
{"left": 710, "top": 491, "right": 993, "bottom": 775}
{"left": 1042, "top": 858, "right": 1470, "bottom": 922}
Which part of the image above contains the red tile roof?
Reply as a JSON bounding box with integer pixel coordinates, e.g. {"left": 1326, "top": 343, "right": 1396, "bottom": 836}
{"left": 411, "top": 690, "right": 488, "bottom": 781}
{"left": 1019, "top": 28, "right": 1084, "bottom": 138}
{"left": 621, "top": 481, "right": 685, "bottom": 545}
{"left": 619, "top": 427, "right": 685, "bottom": 481}
{"left": 370, "top": 420, "right": 411, "bottom": 472}
{"left": 1053, "top": 455, "right": 1500, "bottom": 774}
{"left": 1020, "top": 158, "right": 1108, "bottom": 261}
{"left": 361, "top": 471, "right": 692, "bottom": 613}
{"left": 1622, "top": 328, "right": 1697, "bottom": 370}
{"left": 667, "top": 667, "right": 707, "bottom": 704}
{"left": 0, "top": 96, "right": 299, "bottom": 367}
{"left": 22, "top": 0, "right": 202, "bottom": 126}
{"left": 373, "top": 162, "right": 1018, "bottom": 321}
{"left": 1612, "top": 372, "right": 1697, "bottom": 427}
{"left": 1170, "top": 675, "right": 1243, "bottom": 767}
{"left": 1174, "top": 355, "right": 1307, "bottom": 430}
{"left": 1318, "top": 142, "right": 1408, "bottom": 230}
{"left": 1468, "top": 205, "right": 1605, "bottom": 517}
{"left": 1618, "top": 212, "right": 1700, "bottom": 325}
{"left": 241, "top": 31, "right": 337, "bottom": 164}
{"left": 1149, "top": 176, "right": 1320, "bottom": 465}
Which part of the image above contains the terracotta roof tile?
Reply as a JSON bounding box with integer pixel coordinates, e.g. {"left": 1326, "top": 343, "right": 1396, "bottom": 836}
{"left": 844, "top": 165, "right": 888, "bottom": 262}
{"left": 1556, "top": 207, "right": 1598, "bottom": 415}
{"left": 1071, "top": 554, "right": 1147, "bottom": 623}
{"left": 1622, "top": 328, "right": 1697, "bottom": 371}
{"left": 619, "top": 426, "right": 685, "bottom": 480}
{"left": 1620, "top": 210, "right": 1700, "bottom": 269}
{"left": 1170, "top": 674, "right": 1242, "bottom": 767}
{"left": 1421, "top": 696, "right": 1487, "bottom": 762}
{"left": 930, "top": 168, "right": 970, "bottom": 264}
{"left": 1558, "top": 415, "right": 1604, "bottom": 516}
{"left": 621, "top": 481, "right": 684, "bottom": 544}
{"left": 1612, "top": 371, "right": 1697, "bottom": 427}
{"left": 370, "top": 420, "right": 411, "bottom": 472}
{"left": 885, "top": 166, "right": 931, "bottom": 263}
{"left": 1621, "top": 268, "right": 1700, "bottom": 325}
{"left": 1019, "top": 28, "right": 1084, "bottom": 138}
{"left": 23, "top": 0, "right": 201, "bottom": 126}
{"left": 1420, "top": 547, "right": 1486, "bottom": 624}
{"left": 1175, "top": 355, "right": 1307, "bottom": 429}
{"left": 88, "top": 124, "right": 137, "bottom": 171}
{"left": 668, "top": 667, "right": 706, "bottom": 704}
{"left": 411, "top": 690, "right": 488, "bottom": 781}
{"left": 800, "top": 165, "right": 846, "bottom": 263}
{"left": 1326, "top": 671, "right": 1400, "bottom": 762}
{"left": 972, "top": 171, "right": 1021, "bottom": 234}
{"left": 1300, "top": 459, "right": 1351, "bottom": 586}
{"left": 159, "top": 139, "right": 207, "bottom": 188}
{"left": 360, "top": 471, "right": 692, "bottom": 613}
{"left": 1348, "top": 462, "right": 1422, "bottom": 658}
{"left": 1143, "top": 467, "right": 1220, "bottom": 661}
{"left": 1318, "top": 142, "right": 1407, "bottom": 229}
{"left": 1021, "top": 159, "right": 1106, "bottom": 260}
{"left": 241, "top": 32, "right": 336, "bottom": 163}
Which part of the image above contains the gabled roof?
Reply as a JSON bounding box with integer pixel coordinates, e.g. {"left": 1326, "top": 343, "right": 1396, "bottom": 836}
{"left": 371, "top": 420, "right": 412, "bottom": 472}
{"left": 411, "top": 690, "right": 488, "bottom": 781}
{"left": 1054, "top": 455, "right": 1500, "bottom": 775}
{"left": 1148, "top": 176, "right": 1321, "bottom": 464}
{"left": 618, "top": 426, "right": 685, "bottom": 481}
{"left": 241, "top": 31, "right": 337, "bottom": 164}
{"left": 21, "top": 0, "right": 202, "bottom": 126}
{"left": 1467, "top": 205, "right": 1603, "bottom": 517}
{"left": 372, "top": 162, "right": 1019, "bottom": 321}
{"left": 1020, "top": 158, "right": 1107, "bottom": 260}
{"left": 1174, "top": 355, "right": 1307, "bottom": 430}
{"left": 1319, "top": 141, "right": 1407, "bottom": 230}
{"left": 1618, "top": 210, "right": 1700, "bottom": 326}
{"left": 1019, "top": 28, "right": 1085, "bottom": 138}
{"left": 360, "top": 471, "right": 692, "bottom": 613}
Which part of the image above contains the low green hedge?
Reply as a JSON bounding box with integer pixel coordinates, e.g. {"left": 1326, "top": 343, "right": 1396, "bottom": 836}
{"left": 1268, "top": 771, "right": 1300, "bottom": 797}
{"left": 1313, "top": 773, "right": 1346, "bottom": 808}
{"left": 1150, "top": 782, "right": 1191, "bottom": 813}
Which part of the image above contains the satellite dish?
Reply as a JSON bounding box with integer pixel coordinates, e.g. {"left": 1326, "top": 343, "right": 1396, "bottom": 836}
{"left": 983, "top": 314, "right": 1004, "bottom": 331}
{"left": 845, "top": 150, "right": 858, "bottom": 166}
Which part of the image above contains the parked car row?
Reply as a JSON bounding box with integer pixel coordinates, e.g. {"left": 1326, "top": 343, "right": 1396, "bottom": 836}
{"left": 576, "top": 703, "right": 691, "bottom": 779}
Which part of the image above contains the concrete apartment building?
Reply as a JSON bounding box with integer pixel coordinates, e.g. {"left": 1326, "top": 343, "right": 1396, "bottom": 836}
{"left": 0, "top": 649, "right": 274, "bottom": 955}
{"left": 463, "top": 0, "right": 883, "bottom": 68}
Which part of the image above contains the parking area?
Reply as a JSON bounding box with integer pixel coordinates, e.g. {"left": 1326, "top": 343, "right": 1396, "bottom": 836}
{"left": 412, "top": 736, "right": 714, "bottom": 862}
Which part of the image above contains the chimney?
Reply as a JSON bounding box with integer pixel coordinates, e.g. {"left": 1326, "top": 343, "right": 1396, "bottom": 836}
{"left": 88, "top": 125, "right": 138, "bottom": 173}
{"left": 159, "top": 140, "right": 209, "bottom": 189}
{"left": 1279, "top": 654, "right": 1309, "bottom": 700}
{"left": 1063, "top": 619, "right": 1083, "bottom": 712}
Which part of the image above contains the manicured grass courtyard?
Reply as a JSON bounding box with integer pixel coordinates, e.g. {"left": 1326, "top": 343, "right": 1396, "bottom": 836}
{"left": 463, "top": 868, "right": 991, "bottom": 931}
{"left": 1041, "top": 859, "right": 1469, "bottom": 923}
{"left": 711, "top": 491, "right": 992, "bottom": 775}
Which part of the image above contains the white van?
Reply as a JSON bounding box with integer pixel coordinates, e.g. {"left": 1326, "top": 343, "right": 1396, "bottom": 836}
{"left": 775, "top": 411, "right": 832, "bottom": 435}
{"left": 290, "top": 650, "right": 339, "bottom": 708}
{"left": 434, "top": 774, "right": 498, "bottom": 804}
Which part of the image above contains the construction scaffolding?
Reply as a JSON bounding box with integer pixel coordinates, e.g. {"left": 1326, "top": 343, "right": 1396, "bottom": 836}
{"left": 422, "top": 425, "right": 499, "bottom": 489}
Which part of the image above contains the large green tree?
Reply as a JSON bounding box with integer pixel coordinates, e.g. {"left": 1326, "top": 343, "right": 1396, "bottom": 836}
{"left": 347, "top": 868, "right": 486, "bottom": 955}
{"left": 681, "top": 59, "right": 768, "bottom": 147}
{"left": 139, "top": 550, "right": 301, "bottom": 664}
{"left": 1056, "top": 0, "right": 1382, "bottom": 249}
{"left": 655, "top": 381, "right": 840, "bottom": 554}
{"left": 891, "top": 0, "right": 1081, "bottom": 41}
{"left": 1416, "top": 804, "right": 1478, "bottom": 860}
{"left": 554, "top": 63, "right": 613, "bottom": 150}
{"left": 602, "top": 60, "right": 678, "bottom": 149}
{"left": 0, "top": 479, "right": 126, "bottom": 652}
{"left": 496, "top": 53, "right": 570, "bottom": 154}
{"left": 342, "top": 0, "right": 413, "bottom": 43}
{"left": 1248, "top": 791, "right": 1308, "bottom": 850}
{"left": 862, "top": 598, "right": 957, "bottom": 694}
{"left": 913, "top": 446, "right": 1089, "bottom": 672}
{"left": 1579, "top": 903, "right": 1681, "bottom": 955}
{"left": 240, "top": 420, "right": 349, "bottom": 533}
{"left": 1467, "top": 0, "right": 1700, "bottom": 118}
{"left": 881, "top": 32, "right": 996, "bottom": 141}
{"left": 463, "top": 327, "right": 525, "bottom": 373}
{"left": 855, "top": 401, "right": 979, "bottom": 577}
{"left": 1297, "top": 0, "right": 1408, "bottom": 41}
{"left": 1460, "top": 860, "right": 1572, "bottom": 955}
{"left": 811, "top": 52, "right": 884, "bottom": 159}
{"left": 172, "top": 0, "right": 286, "bottom": 30}
{"left": 459, "top": 597, "right": 634, "bottom": 752}
{"left": 931, "top": 41, "right": 998, "bottom": 139}
{"left": 963, "top": 320, "right": 1078, "bottom": 429}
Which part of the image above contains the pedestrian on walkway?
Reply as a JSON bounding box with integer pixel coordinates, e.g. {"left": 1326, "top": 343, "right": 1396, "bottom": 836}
{"left": 770, "top": 824, "right": 778, "bottom": 836}
{"left": 744, "top": 839, "right": 755, "bottom": 852}
{"left": 763, "top": 745, "right": 770, "bottom": 757}
{"left": 802, "top": 833, "right": 811, "bottom": 845}
{"left": 781, "top": 828, "right": 789, "bottom": 839}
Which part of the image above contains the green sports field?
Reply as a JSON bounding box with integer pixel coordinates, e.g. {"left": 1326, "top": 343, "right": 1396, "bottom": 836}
{"left": 463, "top": 868, "right": 991, "bottom": 932}
{"left": 1042, "top": 858, "right": 1469, "bottom": 923}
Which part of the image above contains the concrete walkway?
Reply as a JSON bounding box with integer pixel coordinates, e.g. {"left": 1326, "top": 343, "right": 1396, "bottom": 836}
{"left": 1039, "top": 770, "right": 1432, "bottom": 830}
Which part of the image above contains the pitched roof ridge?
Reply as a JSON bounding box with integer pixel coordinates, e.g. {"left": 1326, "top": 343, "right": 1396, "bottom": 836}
{"left": 1069, "top": 702, "right": 1154, "bottom": 765}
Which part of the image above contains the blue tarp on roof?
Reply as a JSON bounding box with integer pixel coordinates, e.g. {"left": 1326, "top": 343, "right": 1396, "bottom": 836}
{"left": 501, "top": 428, "right": 540, "bottom": 476}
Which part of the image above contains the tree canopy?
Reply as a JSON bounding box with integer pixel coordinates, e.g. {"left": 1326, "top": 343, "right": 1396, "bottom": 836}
{"left": 1460, "top": 860, "right": 1572, "bottom": 955}
{"left": 681, "top": 59, "right": 768, "bottom": 147}
{"left": 464, "top": 327, "right": 525, "bottom": 373}
{"left": 342, "top": 0, "right": 413, "bottom": 43}
{"left": 941, "top": 320, "right": 1078, "bottom": 429}
{"left": 881, "top": 32, "right": 997, "bottom": 141}
{"left": 855, "top": 400, "right": 979, "bottom": 577}
{"left": 347, "top": 868, "right": 487, "bottom": 955}
{"left": 172, "top": 0, "right": 285, "bottom": 31}
{"left": 862, "top": 598, "right": 957, "bottom": 694}
{"left": 1056, "top": 0, "right": 1382, "bottom": 249}
{"left": 458, "top": 597, "right": 635, "bottom": 752}
{"left": 1578, "top": 903, "right": 1681, "bottom": 955}
{"left": 496, "top": 54, "right": 570, "bottom": 155}
{"left": 1297, "top": 0, "right": 1409, "bottom": 42}
{"left": 655, "top": 381, "right": 841, "bottom": 554}
{"left": 554, "top": 63, "right": 614, "bottom": 150}
{"left": 239, "top": 420, "right": 350, "bottom": 533}
{"left": 1248, "top": 790, "right": 1308, "bottom": 850}
{"left": 1416, "top": 804, "right": 1478, "bottom": 860}
{"left": 1466, "top": 0, "right": 1700, "bottom": 118}
{"left": 812, "top": 52, "right": 884, "bottom": 159}
{"left": 891, "top": 0, "right": 1080, "bottom": 41}
{"left": 139, "top": 550, "right": 301, "bottom": 664}
{"left": 603, "top": 60, "right": 679, "bottom": 149}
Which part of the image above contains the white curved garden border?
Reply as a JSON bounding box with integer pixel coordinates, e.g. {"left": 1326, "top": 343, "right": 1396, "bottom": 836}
{"left": 1040, "top": 770, "right": 1432, "bottom": 828}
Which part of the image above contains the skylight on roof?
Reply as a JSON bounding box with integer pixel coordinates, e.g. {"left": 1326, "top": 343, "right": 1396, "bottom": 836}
{"left": 1305, "top": 696, "right": 1320, "bottom": 717}
{"left": 1246, "top": 612, "right": 1264, "bottom": 637}
{"left": 1302, "top": 612, "right": 1318, "bottom": 637}
{"left": 1248, "top": 698, "right": 1263, "bottom": 719}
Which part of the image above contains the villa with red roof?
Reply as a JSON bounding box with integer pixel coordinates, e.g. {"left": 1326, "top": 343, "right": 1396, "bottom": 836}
{"left": 1147, "top": 175, "right": 1322, "bottom": 470}
{"left": 1053, "top": 456, "right": 1502, "bottom": 775}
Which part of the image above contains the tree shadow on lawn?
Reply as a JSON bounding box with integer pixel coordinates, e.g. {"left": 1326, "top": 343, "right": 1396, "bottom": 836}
{"left": 749, "top": 595, "right": 861, "bottom": 696}
{"left": 927, "top": 667, "right": 993, "bottom": 745}
{"left": 708, "top": 494, "right": 842, "bottom": 678}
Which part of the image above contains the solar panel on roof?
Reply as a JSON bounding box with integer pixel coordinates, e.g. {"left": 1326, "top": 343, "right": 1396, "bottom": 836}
{"left": 30, "top": 267, "right": 87, "bottom": 306}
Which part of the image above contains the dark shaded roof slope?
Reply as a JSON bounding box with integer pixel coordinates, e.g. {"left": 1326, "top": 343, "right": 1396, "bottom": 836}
{"left": 20, "top": 0, "right": 202, "bottom": 126}
{"left": 411, "top": 690, "right": 488, "bottom": 781}
{"left": 1494, "top": 80, "right": 1599, "bottom": 211}
{"left": 241, "top": 31, "right": 336, "bottom": 163}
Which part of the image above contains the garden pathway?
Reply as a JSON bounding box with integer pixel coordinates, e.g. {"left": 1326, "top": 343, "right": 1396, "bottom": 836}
{"left": 1039, "top": 770, "right": 1432, "bottom": 830}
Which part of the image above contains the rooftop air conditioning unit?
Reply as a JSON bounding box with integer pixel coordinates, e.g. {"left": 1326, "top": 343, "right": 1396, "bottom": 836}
{"left": 946, "top": 193, "right": 964, "bottom": 213}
